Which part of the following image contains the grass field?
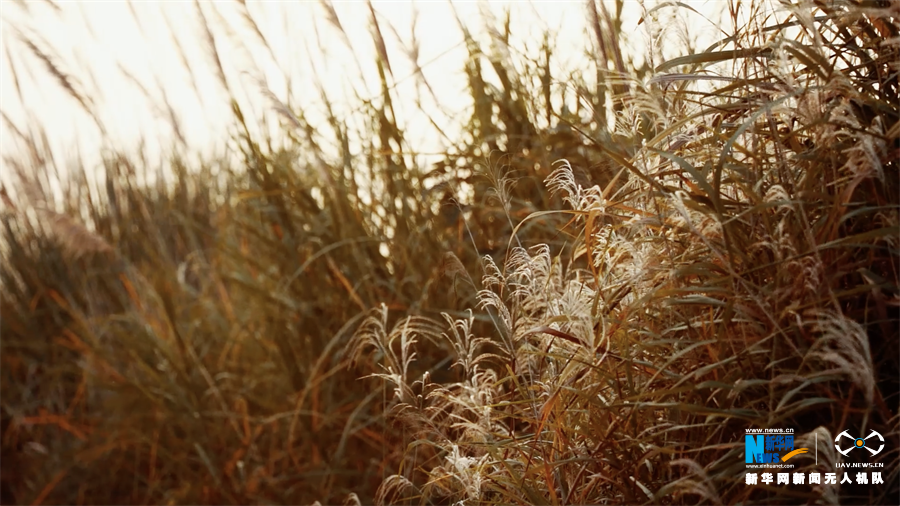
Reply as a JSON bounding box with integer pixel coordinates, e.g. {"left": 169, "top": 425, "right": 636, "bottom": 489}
{"left": 1, "top": 0, "right": 898, "bottom": 504}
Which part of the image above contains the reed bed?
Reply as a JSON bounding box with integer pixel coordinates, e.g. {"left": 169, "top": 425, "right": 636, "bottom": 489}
{"left": 1, "top": 0, "right": 897, "bottom": 504}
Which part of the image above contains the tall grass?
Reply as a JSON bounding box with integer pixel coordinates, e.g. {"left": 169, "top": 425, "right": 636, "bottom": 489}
{"left": 1, "top": 0, "right": 898, "bottom": 505}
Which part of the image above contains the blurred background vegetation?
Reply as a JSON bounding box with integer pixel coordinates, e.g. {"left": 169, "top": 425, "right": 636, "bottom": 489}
{"left": 1, "top": 0, "right": 898, "bottom": 504}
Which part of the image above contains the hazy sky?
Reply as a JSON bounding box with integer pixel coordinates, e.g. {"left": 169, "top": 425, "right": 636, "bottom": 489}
{"left": 0, "top": 1, "right": 723, "bottom": 176}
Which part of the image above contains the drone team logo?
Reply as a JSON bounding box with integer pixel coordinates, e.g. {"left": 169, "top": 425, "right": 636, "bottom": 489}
{"left": 834, "top": 430, "right": 884, "bottom": 457}
{"left": 744, "top": 427, "right": 888, "bottom": 488}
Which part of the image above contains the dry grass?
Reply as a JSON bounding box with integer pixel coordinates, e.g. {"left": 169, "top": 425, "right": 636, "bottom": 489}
{"left": 1, "top": 0, "right": 898, "bottom": 505}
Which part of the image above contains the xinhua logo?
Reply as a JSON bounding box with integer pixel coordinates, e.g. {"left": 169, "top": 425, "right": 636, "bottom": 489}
{"left": 834, "top": 430, "right": 884, "bottom": 456}
{"left": 745, "top": 432, "right": 808, "bottom": 464}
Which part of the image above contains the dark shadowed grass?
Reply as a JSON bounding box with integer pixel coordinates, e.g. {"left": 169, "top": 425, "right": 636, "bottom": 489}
{"left": 1, "top": 0, "right": 898, "bottom": 505}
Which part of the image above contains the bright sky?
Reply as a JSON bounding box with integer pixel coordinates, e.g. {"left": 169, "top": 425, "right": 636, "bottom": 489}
{"left": 0, "top": 0, "right": 724, "bottom": 184}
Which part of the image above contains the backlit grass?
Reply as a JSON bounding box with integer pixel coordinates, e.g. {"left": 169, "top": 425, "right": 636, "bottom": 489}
{"left": 1, "top": 1, "right": 897, "bottom": 504}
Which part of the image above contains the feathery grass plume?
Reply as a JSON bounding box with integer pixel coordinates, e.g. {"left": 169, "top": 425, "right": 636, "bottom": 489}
{"left": 794, "top": 427, "right": 842, "bottom": 505}
{"left": 441, "top": 310, "right": 493, "bottom": 378}
{"left": 804, "top": 311, "right": 876, "bottom": 405}
{"left": 349, "top": 304, "right": 445, "bottom": 405}
{"left": 374, "top": 474, "right": 419, "bottom": 506}
{"left": 665, "top": 459, "right": 723, "bottom": 506}
{"left": 545, "top": 159, "right": 588, "bottom": 212}
{"left": 434, "top": 443, "right": 491, "bottom": 503}
{"left": 40, "top": 209, "right": 114, "bottom": 260}
{"left": 13, "top": 30, "right": 105, "bottom": 136}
